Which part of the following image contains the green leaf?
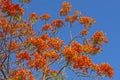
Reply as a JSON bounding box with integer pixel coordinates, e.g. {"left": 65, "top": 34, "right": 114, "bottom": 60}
{"left": 82, "top": 52, "right": 88, "bottom": 56}
{"left": 17, "top": 75, "right": 23, "bottom": 79}
{"left": 52, "top": 73, "right": 58, "bottom": 79}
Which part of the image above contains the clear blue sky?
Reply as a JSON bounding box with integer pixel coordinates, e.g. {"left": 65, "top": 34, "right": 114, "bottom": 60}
{"left": 14, "top": 0, "right": 120, "bottom": 80}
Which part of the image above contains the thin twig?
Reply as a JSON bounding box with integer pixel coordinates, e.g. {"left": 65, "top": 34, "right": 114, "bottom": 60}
{"left": 1, "top": 70, "right": 7, "bottom": 79}
{"left": 57, "top": 61, "right": 69, "bottom": 76}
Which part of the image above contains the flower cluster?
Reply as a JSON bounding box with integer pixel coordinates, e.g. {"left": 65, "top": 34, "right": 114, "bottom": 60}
{"left": 16, "top": 51, "right": 31, "bottom": 60}
{"left": 60, "top": 1, "right": 72, "bottom": 16}
{"left": 73, "top": 57, "right": 114, "bottom": 78}
{"left": 73, "top": 56, "right": 92, "bottom": 73}
{"left": 71, "top": 41, "right": 83, "bottom": 53}
{"left": 40, "top": 33, "right": 49, "bottom": 41}
{"left": 63, "top": 46, "right": 78, "bottom": 62}
{"left": 62, "top": 40, "right": 112, "bottom": 77}
{"left": 42, "top": 19, "right": 64, "bottom": 32}
{"left": 0, "top": 17, "right": 8, "bottom": 26}
{"left": 27, "top": 52, "right": 47, "bottom": 69}
{"left": 10, "top": 68, "right": 35, "bottom": 80}
{"left": 42, "top": 24, "right": 52, "bottom": 31}
{"left": 65, "top": 10, "right": 81, "bottom": 23}
{"left": 29, "top": 12, "right": 38, "bottom": 23}
{"left": 65, "top": 15, "right": 78, "bottom": 23}
{"left": 2, "top": 0, "right": 24, "bottom": 16}
{"left": 63, "top": 41, "right": 101, "bottom": 59}
{"left": 47, "top": 37, "right": 64, "bottom": 51}
{"left": 40, "top": 14, "right": 51, "bottom": 21}
{"left": 51, "top": 19, "right": 64, "bottom": 29}
{"left": 83, "top": 41, "right": 101, "bottom": 54}
{"left": 17, "top": 22, "right": 35, "bottom": 36}
{"left": 79, "top": 16, "right": 96, "bottom": 28}
{"left": 92, "top": 31, "right": 108, "bottom": 46}
{"left": 7, "top": 41, "right": 19, "bottom": 51}
{"left": 0, "top": 17, "right": 11, "bottom": 34}
{"left": 92, "top": 63, "right": 114, "bottom": 78}
{"left": 80, "top": 29, "right": 89, "bottom": 36}
{"left": 43, "top": 50, "right": 59, "bottom": 61}
{"left": 26, "top": 37, "right": 48, "bottom": 52}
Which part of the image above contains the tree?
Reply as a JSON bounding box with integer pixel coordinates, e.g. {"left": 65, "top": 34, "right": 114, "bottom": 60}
{"left": 0, "top": 0, "right": 114, "bottom": 80}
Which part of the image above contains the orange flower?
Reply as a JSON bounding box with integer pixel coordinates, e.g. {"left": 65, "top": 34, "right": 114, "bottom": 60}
{"left": 80, "top": 29, "right": 89, "bottom": 36}
{"left": 79, "top": 16, "right": 96, "bottom": 28}
{"left": 29, "top": 12, "right": 38, "bottom": 23}
{"left": 92, "top": 63, "right": 114, "bottom": 78}
{"left": 3, "top": 4, "right": 16, "bottom": 16}
{"left": 16, "top": 51, "right": 31, "bottom": 60}
{"left": 0, "top": 17, "right": 9, "bottom": 33}
{"left": 63, "top": 46, "right": 78, "bottom": 62}
{"left": 15, "top": 4, "right": 24, "bottom": 15}
{"left": 47, "top": 37, "right": 64, "bottom": 51}
{"left": 65, "top": 16, "right": 78, "bottom": 23}
{"left": 62, "top": 1, "right": 71, "bottom": 8}
{"left": 98, "top": 63, "right": 114, "bottom": 78}
{"left": 91, "top": 31, "right": 108, "bottom": 46}
{"left": 71, "top": 41, "right": 83, "bottom": 53}
{"left": 0, "top": 17, "right": 13, "bottom": 34}
{"left": 42, "top": 24, "right": 51, "bottom": 31}
{"left": 27, "top": 52, "right": 47, "bottom": 69}
{"left": 0, "top": 17, "right": 7, "bottom": 26}
{"left": 40, "top": 33, "right": 50, "bottom": 41}
{"left": 83, "top": 41, "right": 101, "bottom": 54}
{"left": 2, "top": 1, "right": 24, "bottom": 16}
{"left": 60, "top": 8, "right": 66, "bottom": 16}
{"left": 1, "top": 24, "right": 11, "bottom": 34}
{"left": 60, "top": 1, "right": 72, "bottom": 16}
{"left": 10, "top": 68, "right": 35, "bottom": 80}
{"left": 26, "top": 37, "right": 48, "bottom": 52}
{"left": 51, "top": 19, "right": 64, "bottom": 30}
{"left": 73, "top": 55, "right": 92, "bottom": 73}
{"left": 40, "top": 14, "right": 51, "bottom": 21}
{"left": 18, "top": 22, "right": 35, "bottom": 36}
{"left": 74, "top": 10, "right": 82, "bottom": 16}
{"left": 43, "top": 50, "right": 59, "bottom": 61}
{"left": 7, "top": 41, "right": 19, "bottom": 51}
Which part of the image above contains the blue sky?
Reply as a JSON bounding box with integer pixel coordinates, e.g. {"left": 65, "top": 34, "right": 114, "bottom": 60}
{"left": 14, "top": 0, "right": 120, "bottom": 80}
